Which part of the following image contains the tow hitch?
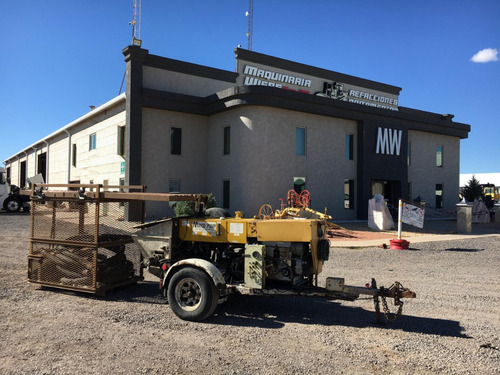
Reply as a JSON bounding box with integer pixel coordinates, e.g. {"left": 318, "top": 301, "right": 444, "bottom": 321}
{"left": 326, "top": 277, "right": 417, "bottom": 324}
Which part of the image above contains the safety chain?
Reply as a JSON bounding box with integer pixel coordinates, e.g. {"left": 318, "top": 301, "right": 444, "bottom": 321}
{"left": 380, "top": 285, "right": 404, "bottom": 323}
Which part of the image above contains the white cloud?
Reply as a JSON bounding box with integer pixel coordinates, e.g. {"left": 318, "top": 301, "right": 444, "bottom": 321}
{"left": 470, "top": 48, "right": 499, "bottom": 63}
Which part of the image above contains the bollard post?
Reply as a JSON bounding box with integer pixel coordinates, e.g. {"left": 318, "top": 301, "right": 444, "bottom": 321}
{"left": 397, "top": 199, "right": 403, "bottom": 240}
{"left": 456, "top": 201, "right": 472, "bottom": 233}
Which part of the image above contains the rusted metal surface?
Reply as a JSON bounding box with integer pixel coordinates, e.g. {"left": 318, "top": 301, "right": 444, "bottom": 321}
{"left": 30, "top": 183, "right": 207, "bottom": 203}
{"left": 28, "top": 186, "right": 145, "bottom": 295}
{"left": 229, "top": 284, "right": 359, "bottom": 301}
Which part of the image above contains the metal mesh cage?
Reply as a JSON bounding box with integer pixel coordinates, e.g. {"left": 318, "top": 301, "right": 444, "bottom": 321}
{"left": 29, "top": 198, "right": 143, "bottom": 294}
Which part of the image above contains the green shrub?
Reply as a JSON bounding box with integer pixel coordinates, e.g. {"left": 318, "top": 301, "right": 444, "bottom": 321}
{"left": 173, "top": 193, "right": 217, "bottom": 217}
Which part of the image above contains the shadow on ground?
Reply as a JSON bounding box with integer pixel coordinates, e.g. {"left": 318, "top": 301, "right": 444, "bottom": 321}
{"left": 91, "top": 281, "right": 469, "bottom": 338}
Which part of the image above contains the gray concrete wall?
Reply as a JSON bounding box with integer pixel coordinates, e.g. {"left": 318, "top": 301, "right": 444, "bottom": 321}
{"left": 143, "top": 66, "right": 235, "bottom": 97}
{"left": 141, "top": 108, "right": 209, "bottom": 219}
{"left": 205, "top": 106, "right": 358, "bottom": 220}
{"left": 408, "top": 130, "right": 460, "bottom": 213}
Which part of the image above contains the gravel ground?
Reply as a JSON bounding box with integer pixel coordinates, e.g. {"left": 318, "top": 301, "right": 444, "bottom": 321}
{"left": 0, "top": 212, "right": 499, "bottom": 375}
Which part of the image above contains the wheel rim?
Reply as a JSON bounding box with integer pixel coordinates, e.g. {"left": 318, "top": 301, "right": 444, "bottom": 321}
{"left": 174, "top": 277, "right": 203, "bottom": 311}
{"left": 7, "top": 200, "right": 20, "bottom": 211}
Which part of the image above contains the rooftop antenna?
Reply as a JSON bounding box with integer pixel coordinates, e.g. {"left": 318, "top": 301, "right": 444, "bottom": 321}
{"left": 120, "top": 0, "right": 142, "bottom": 94}
{"left": 130, "top": 0, "right": 142, "bottom": 47}
{"left": 246, "top": 0, "right": 253, "bottom": 50}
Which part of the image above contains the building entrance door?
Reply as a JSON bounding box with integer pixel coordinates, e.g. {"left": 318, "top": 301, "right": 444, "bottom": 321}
{"left": 371, "top": 180, "right": 401, "bottom": 214}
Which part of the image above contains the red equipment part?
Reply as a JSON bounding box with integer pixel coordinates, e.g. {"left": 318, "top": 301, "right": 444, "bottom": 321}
{"left": 299, "top": 190, "right": 311, "bottom": 207}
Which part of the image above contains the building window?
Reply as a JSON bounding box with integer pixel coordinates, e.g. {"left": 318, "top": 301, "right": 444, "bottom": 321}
{"left": 345, "top": 134, "right": 354, "bottom": 160}
{"left": 7, "top": 166, "right": 11, "bottom": 183}
{"left": 223, "top": 126, "right": 231, "bottom": 155}
{"left": 72, "top": 144, "right": 77, "bottom": 167}
{"left": 436, "top": 145, "right": 443, "bottom": 167}
{"left": 117, "top": 126, "right": 125, "bottom": 156}
{"left": 296, "top": 127, "right": 306, "bottom": 156}
{"left": 89, "top": 133, "right": 97, "bottom": 151}
{"left": 222, "top": 180, "right": 230, "bottom": 209}
{"left": 407, "top": 141, "right": 411, "bottom": 166}
{"left": 169, "top": 179, "right": 181, "bottom": 193}
{"left": 435, "top": 183, "right": 443, "bottom": 209}
{"left": 171, "top": 127, "right": 182, "bottom": 155}
{"left": 344, "top": 179, "right": 355, "bottom": 209}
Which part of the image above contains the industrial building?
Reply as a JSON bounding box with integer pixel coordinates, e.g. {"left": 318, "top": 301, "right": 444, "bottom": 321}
{"left": 3, "top": 45, "right": 470, "bottom": 220}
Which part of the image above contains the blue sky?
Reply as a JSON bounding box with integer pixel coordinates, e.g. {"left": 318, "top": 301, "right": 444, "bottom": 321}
{"left": 2, "top": 1, "right": 499, "bottom": 174}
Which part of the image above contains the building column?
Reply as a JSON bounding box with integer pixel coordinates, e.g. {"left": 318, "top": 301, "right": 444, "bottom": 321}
{"left": 122, "top": 45, "right": 149, "bottom": 221}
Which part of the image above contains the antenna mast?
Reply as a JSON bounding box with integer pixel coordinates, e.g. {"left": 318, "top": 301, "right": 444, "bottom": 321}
{"left": 131, "top": 0, "right": 142, "bottom": 46}
{"left": 246, "top": 0, "right": 253, "bottom": 50}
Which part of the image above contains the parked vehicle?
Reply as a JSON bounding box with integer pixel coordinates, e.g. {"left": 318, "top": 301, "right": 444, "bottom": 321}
{"left": 0, "top": 167, "right": 31, "bottom": 212}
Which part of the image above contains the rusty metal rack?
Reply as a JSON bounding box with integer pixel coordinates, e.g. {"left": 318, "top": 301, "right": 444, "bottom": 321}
{"left": 27, "top": 184, "right": 150, "bottom": 295}
{"left": 27, "top": 184, "right": 208, "bottom": 295}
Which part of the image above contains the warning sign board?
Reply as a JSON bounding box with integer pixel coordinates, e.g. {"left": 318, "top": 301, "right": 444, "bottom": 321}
{"left": 402, "top": 202, "right": 425, "bottom": 229}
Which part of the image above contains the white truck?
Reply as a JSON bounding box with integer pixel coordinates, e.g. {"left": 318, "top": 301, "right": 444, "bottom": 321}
{"left": 0, "top": 167, "right": 31, "bottom": 212}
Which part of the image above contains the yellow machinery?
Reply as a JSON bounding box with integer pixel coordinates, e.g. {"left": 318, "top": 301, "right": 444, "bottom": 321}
{"left": 27, "top": 184, "right": 416, "bottom": 323}
{"left": 481, "top": 184, "right": 500, "bottom": 202}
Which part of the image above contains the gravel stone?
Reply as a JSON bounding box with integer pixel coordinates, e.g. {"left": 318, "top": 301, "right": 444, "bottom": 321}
{"left": 0, "top": 212, "right": 499, "bottom": 374}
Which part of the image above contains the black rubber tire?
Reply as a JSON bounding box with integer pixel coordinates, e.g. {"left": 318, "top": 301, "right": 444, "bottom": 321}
{"left": 4, "top": 196, "right": 22, "bottom": 213}
{"left": 167, "top": 267, "right": 219, "bottom": 322}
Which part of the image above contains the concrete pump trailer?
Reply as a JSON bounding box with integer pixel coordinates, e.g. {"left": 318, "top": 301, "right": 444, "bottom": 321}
{"left": 26, "top": 184, "right": 416, "bottom": 323}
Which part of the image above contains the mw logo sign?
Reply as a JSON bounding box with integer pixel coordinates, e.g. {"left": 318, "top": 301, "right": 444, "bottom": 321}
{"left": 376, "top": 127, "right": 402, "bottom": 156}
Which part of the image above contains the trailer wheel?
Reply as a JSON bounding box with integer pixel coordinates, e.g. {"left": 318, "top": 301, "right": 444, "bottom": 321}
{"left": 4, "top": 196, "right": 22, "bottom": 213}
{"left": 167, "top": 267, "right": 219, "bottom": 321}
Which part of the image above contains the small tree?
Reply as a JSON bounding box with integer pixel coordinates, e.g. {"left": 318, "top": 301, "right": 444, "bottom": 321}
{"left": 173, "top": 193, "right": 217, "bottom": 217}
{"left": 461, "top": 175, "right": 483, "bottom": 202}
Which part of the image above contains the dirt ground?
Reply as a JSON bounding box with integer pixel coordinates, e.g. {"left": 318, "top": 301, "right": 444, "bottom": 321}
{"left": 1, "top": 211, "right": 499, "bottom": 374}
{"left": 327, "top": 221, "right": 435, "bottom": 242}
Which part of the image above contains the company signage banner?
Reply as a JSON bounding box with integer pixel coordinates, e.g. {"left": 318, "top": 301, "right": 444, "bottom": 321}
{"left": 375, "top": 127, "right": 402, "bottom": 156}
{"left": 315, "top": 82, "right": 398, "bottom": 111}
{"left": 238, "top": 60, "right": 399, "bottom": 111}
{"left": 402, "top": 201, "right": 425, "bottom": 229}
{"left": 243, "top": 65, "right": 312, "bottom": 90}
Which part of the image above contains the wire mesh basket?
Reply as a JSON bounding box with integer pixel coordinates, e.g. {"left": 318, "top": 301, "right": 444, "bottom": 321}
{"left": 28, "top": 185, "right": 144, "bottom": 295}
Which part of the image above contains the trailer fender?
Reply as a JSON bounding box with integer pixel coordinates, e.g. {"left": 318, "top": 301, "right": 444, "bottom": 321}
{"left": 163, "top": 258, "right": 228, "bottom": 298}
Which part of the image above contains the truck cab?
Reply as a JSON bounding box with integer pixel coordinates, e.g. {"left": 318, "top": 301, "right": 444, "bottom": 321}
{"left": 0, "top": 167, "right": 30, "bottom": 212}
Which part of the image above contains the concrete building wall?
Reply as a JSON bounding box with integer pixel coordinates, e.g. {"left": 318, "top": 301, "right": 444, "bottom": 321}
{"left": 408, "top": 130, "right": 460, "bottom": 212}
{"left": 7, "top": 150, "right": 41, "bottom": 188}
{"left": 3, "top": 96, "right": 126, "bottom": 190}
{"left": 69, "top": 111, "right": 126, "bottom": 185}
{"left": 47, "top": 133, "right": 72, "bottom": 184}
{"left": 143, "top": 67, "right": 234, "bottom": 97}
{"left": 7, "top": 159, "right": 20, "bottom": 187}
{"left": 205, "top": 106, "right": 358, "bottom": 220}
{"left": 26, "top": 150, "right": 36, "bottom": 181}
{"left": 141, "top": 108, "right": 209, "bottom": 219}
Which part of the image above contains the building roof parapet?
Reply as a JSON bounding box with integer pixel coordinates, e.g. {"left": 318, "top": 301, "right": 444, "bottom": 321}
{"left": 123, "top": 45, "right": 238, "bottom": 83}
